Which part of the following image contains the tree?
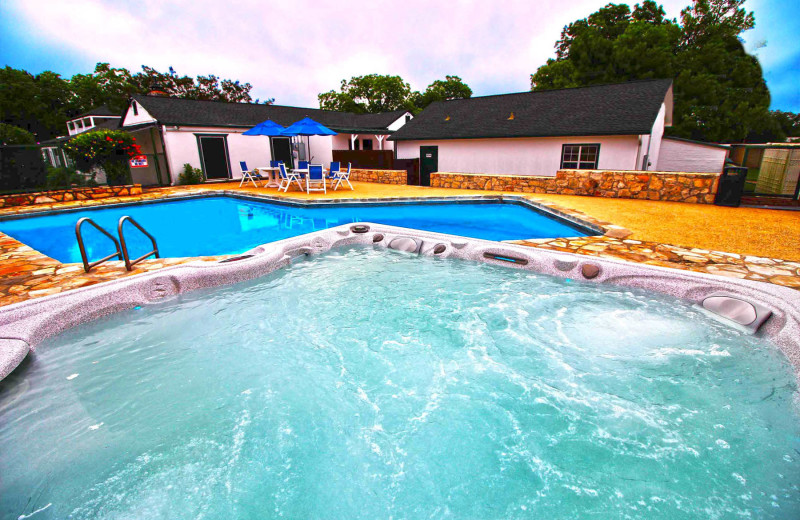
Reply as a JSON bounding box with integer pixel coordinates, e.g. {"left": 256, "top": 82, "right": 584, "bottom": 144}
{"left": 530, "top": 0, "right": 780, "bottom": 143}
{"left": 0, "top": 63, "right": 266, "bottom": 141}
{"left": 129, "top": 65, "right": 256, "bottom": 103}
{"left": 414, "top": 75, "right": 472, "bottom": 110}
{"left": 0, "top": 67, "right": 72, "bottom": 139}
{"left": 69, "top": 63, "right": 141, "bottom": 114}
{"left": 0, "top": 123, "right": 36, "bottom": 145}
{"left": 319, "top": 74, "right": 473, "bottom": 114}
{"left": 319, "top": 74, "right": 415, "bottom": 114}
{"left": 772, "top": 111, "right": 800, "bottom": 139}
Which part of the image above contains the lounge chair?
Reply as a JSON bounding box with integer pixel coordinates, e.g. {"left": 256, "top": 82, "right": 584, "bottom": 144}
{"left": 306, "top": 164, "right": 326, "bottom": 194}
{"left": 332, "top": 162, "right": 353, "bottom": 191}
{"left": 239, "top": 161, "right": 261, "bottom": 188}
{"left": 278, "top": 162, "right": 302, "bottom": 192}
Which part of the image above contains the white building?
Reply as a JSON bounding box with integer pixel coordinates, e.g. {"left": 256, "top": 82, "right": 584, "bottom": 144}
{"left": 119, "top": 95, "right": 411, "bottom": 186}
{"left": 390, "top": 79, "right": 728, "bottom": 185}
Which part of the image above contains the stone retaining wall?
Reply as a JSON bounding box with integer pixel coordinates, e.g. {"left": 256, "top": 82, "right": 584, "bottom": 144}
{"left": 431, "top": 170, "right": 720, "bottom": 203}
{"left": 0, "top": 185, "right": 143, "bottom": 208}
{"left": 349, "top": 168, "right": 408, "bottom": 185}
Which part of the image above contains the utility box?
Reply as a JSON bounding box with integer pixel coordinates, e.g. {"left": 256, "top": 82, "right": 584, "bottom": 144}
{"left": 714, "top": 166, "right": 748, "bottom": 207}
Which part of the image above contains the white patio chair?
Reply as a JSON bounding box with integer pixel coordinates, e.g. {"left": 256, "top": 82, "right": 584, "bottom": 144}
{"left": 306, "top": 164, "right": 327, "bottom": 194}
{"left": 277, "top": 162, "right": 302, "bottom": 192}
{"left": 332, "top": 162, "right": 353, "bottom": 190}
{"left": 238, "top": 161, "right": 260, "bottom": 188}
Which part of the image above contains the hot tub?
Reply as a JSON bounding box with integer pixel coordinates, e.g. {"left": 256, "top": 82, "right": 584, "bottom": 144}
{"left": 1, "top": 225, "right": 798, "bottom": 519}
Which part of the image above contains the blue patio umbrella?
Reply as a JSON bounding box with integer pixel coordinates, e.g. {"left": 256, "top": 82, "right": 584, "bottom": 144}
{"left": 242, "top": 119, "right": 286, "bottom": 136}
{"left": 243, "top": 119, "right": 287, "bottom": 168}
{"left": 281, "top": 117, "right": 337, "bottom": 164}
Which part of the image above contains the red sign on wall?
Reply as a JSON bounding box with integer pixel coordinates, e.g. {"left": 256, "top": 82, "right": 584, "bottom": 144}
{"left": 130, "top": 155, "right": 148, "bottom": 168}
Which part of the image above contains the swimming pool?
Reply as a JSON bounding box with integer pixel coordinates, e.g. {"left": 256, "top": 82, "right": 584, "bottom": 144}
{"left": 1, "top": 246, "right": 798, "bottom": 519}
{"left": 0, "top": 196, "right": 592, "bottom": 263}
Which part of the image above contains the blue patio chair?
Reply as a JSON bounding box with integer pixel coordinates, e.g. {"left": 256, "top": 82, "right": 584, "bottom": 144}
{"left": 327, "top": 161, "right": 340, "bottom": 187}
{"left": 270, "top": 160, "right": 279, "bottom": 168}
{"left": 298, "top": 161, "right": 309, "bottom": 170}
{"left": 332, "top": 162, "right": 353, "bottom": 191}
{"left": 239, "top": 161, "right": 261, "bottom": 188}
{"left": 278, "top": 162, "right": 303, "bottom": 192}
{"left": 306, "top": 164, "right": 326, "bottom": 194}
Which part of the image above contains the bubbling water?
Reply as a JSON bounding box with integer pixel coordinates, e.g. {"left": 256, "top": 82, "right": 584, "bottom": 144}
{"left": 1, "top": 248, "right": 798, "bottom": 519}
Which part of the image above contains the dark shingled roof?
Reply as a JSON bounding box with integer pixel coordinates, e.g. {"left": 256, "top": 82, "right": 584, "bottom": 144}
{"left": 389, "top": 79, "right": 672, "bottom": 141}
{"left": 130, "top": 95, "right": 407, "bottom": 134}
{"left": 75, "top": 105, "right": 121, "bottom": 118}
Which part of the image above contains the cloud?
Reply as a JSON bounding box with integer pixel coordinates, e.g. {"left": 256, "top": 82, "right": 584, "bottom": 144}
{"left": 6, "top": 0, "right": 689, "bottom": 105}
{"left": 5, "top": 0, "right": 795, "bottom": 110}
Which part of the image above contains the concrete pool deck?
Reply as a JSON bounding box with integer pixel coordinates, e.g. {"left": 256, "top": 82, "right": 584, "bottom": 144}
{"left": 0, "top": 180, "right": 797, "bottom": 307}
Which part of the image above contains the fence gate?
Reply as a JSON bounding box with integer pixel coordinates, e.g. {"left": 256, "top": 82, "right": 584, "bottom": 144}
{"left": 731, "top": 145, "right": 800, "bottom": 208}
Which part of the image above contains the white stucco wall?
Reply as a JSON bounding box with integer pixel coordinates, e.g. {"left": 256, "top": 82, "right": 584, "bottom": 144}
{"left": 122, "top": 101, "right": 157, "bottom": 126}
{"left": 305, "top": 135, "right": 334, "bottom": 164}
{"left": 657, "top": 138, "right": 728, "bottom": 173}
{"left": 395, "top": 135, "right": 641, "bottom": 176}
{"left": 162, "top": 127, "right": 275, "bottom": 184}
{"left": 644, "top": 103, "right": 666, "bottom": 171}
{"left": 387, "top": 113, "right": 412, "bottom": 131}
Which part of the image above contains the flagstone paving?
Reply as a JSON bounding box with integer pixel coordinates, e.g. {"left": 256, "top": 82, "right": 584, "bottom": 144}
{"left": 0, "top": 181, "right": 797, "bottom": 307}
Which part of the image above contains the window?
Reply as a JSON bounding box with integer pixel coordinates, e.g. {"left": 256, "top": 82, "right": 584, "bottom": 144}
{"left": 132, "top": 101, "right": 138, "bottom": 116}
{"left": 362, "top": 139, "right": 373, "bottom": 150}
{"left": 84, "top": 118, "right": 92, "bottom": 128}
{"left": 353, "top": 139, "right": 360, "bottom": 150}
{"left": 560, "top": 144, "right": 600, "bottom": 169}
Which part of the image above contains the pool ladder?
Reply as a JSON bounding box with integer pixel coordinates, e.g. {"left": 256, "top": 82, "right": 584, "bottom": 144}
{"left": 75, "top": 216, "right": 160, "bottom": 273}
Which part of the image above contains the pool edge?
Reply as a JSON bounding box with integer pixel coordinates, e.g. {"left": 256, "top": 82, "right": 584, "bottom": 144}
{"left": 0, "top": 223, "right": 797, "bottom": 383}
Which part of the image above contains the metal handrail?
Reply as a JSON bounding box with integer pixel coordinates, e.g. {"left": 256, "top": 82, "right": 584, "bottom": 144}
{"left": 118, "top": 216, "right": 160, "bottom": 271}
{"left": 75, "top": 217, "right": 123, "bottom": 273}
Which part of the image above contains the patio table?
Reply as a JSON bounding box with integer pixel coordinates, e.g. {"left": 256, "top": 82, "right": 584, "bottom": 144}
{"left": 256, "top": 166, "right": 281, "bottom": 188}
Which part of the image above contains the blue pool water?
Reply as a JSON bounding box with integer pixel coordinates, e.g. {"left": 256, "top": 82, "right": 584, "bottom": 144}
{"left": 0, "top": 196, "right": 589, "bottom": 264}
{"left": 0, "top": 248, "right": 798, "bottom": 518}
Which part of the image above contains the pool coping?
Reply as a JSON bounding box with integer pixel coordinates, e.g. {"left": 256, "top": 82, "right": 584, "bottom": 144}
{"left": 0, "top": 223, "right": 798, "bottom": 383}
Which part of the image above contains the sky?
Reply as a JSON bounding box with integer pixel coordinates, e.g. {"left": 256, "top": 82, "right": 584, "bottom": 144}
{"left": 0, "top": 0, "right": 797, "bottom": 111}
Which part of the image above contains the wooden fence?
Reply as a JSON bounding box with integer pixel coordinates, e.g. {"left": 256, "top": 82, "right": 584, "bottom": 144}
{"left": 332, "top": 150, "right": 394, "bottom": 170}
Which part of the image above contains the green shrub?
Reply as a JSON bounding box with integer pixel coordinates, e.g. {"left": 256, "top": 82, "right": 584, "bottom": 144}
{"left": 63, "top": 129, "right": 141, "bottom": 169}
{"left": 0, "top": 123, "right": 36, "bottom": 145}
{"left": 178, "top": 163, "right": 205, "bottom": 185}
{"left": 46, "top": 166, "right": 84, "bottom": 189}
{"left": 103, "top": 159, "right": 132, "bottom": 186}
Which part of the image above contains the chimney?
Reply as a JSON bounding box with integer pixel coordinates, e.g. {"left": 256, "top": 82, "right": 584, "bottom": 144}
{"left": 148, "top": 83, "right": 168, "bottom": 97}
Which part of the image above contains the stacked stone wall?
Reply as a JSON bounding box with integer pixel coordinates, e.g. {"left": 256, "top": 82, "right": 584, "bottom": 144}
{"left": 0, "top": 185, "right": 144, "bottom": 208}
{"left": 431, "top": 170, "right": 719, "bottom": 203}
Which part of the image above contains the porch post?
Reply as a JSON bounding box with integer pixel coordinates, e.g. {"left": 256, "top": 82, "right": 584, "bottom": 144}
{"left": 376, "top": 135, "right": 384, "bottom": 150}
{"left": 350, "top": 134, "right": 359, "bottom": 150}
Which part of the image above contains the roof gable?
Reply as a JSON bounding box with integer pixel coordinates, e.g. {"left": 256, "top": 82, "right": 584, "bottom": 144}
{"left": 389, "top": 79, "right": 673, "bottom": 141}
{"left": 126, "top": 95, "right": 408, "bottom": 133}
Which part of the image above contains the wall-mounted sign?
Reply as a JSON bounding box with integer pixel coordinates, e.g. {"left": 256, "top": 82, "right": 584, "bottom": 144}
{"left": 130, "top": 155, "right": 148, "bottom": 168}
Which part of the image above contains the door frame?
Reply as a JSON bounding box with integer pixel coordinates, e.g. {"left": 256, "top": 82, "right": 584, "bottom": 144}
{"left": 195, "top": 133, "right": 232, "bottom": 180}
{"left": 419, "top": 145, "right": 438, "bottom": 187}
{"left": 270, "top": 136, "right": 294, "bottom": 169}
